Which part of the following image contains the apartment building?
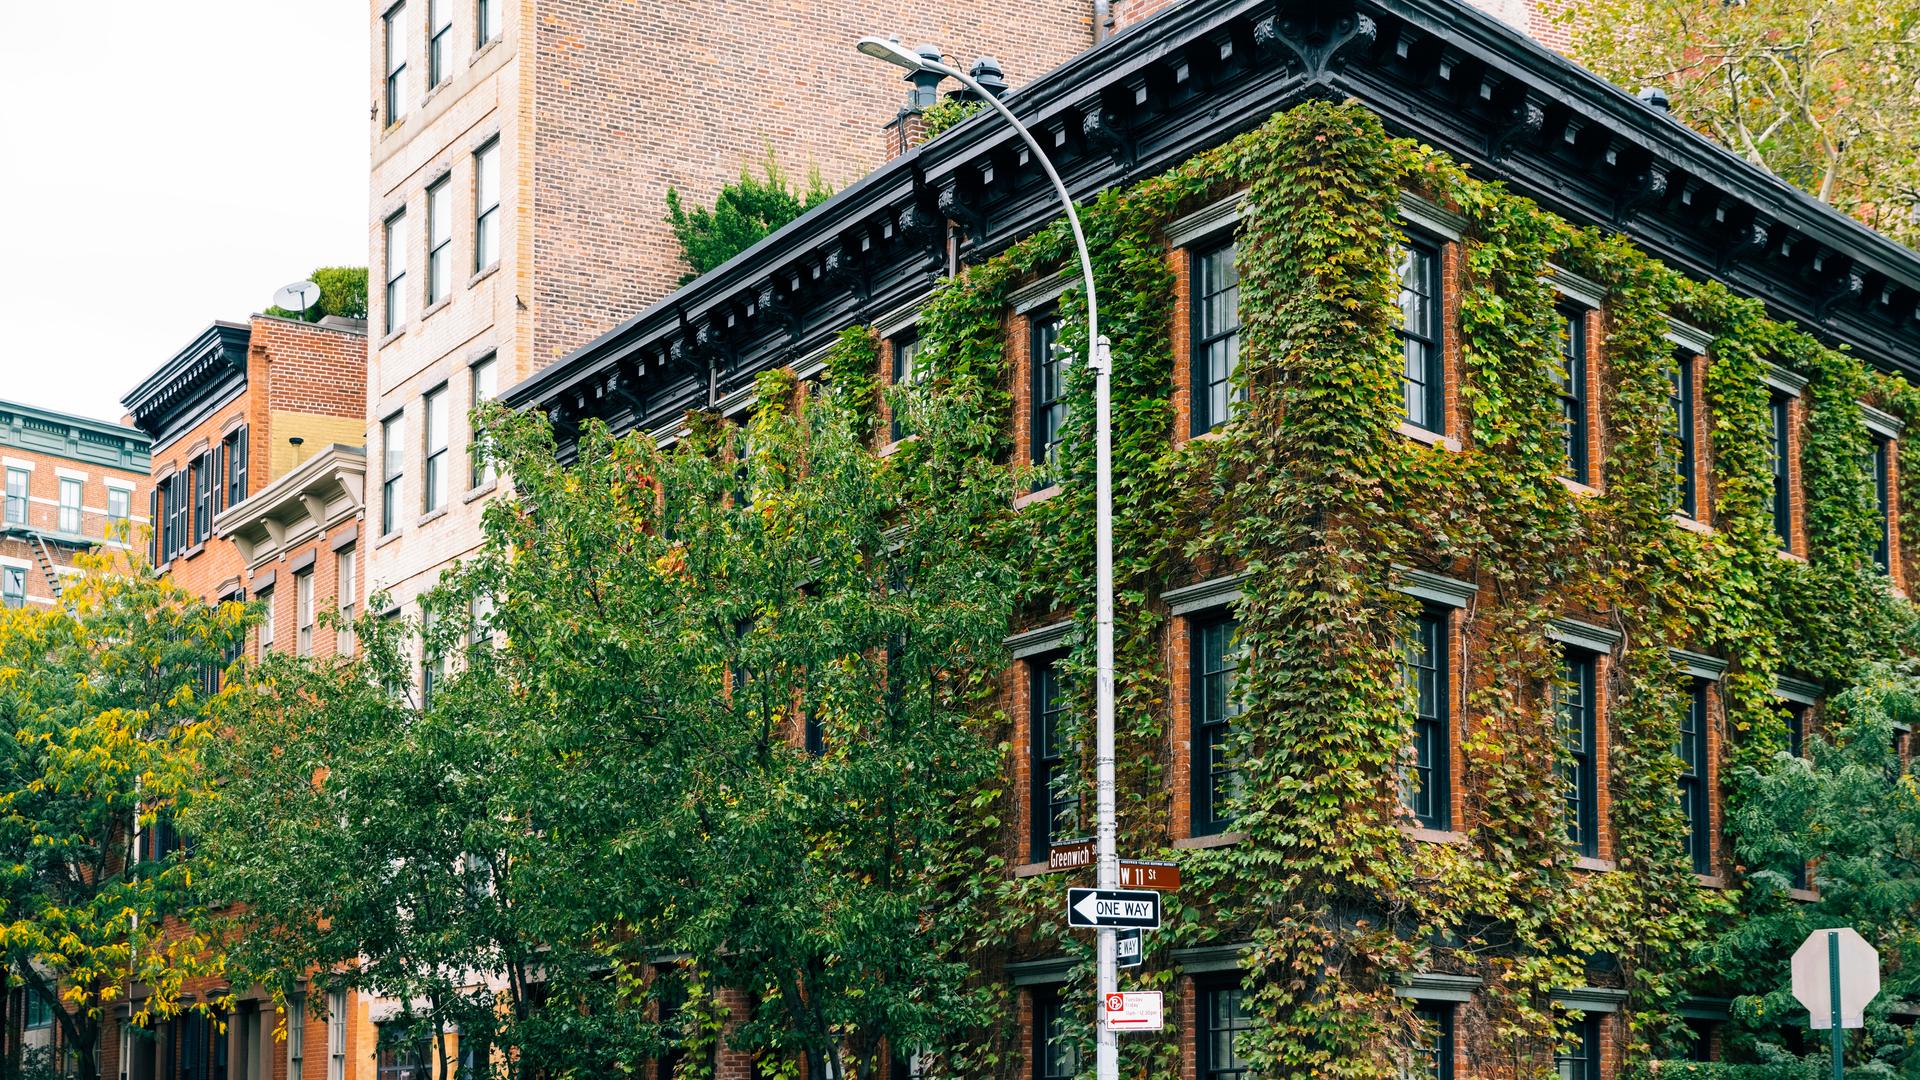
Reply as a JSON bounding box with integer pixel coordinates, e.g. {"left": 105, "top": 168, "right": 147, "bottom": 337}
{"left": 502, "top": 0, "right": 1920, "bottom": 1073}
{"left": 112, "top": 312, "right": 370, "bottom": 1080}
{"left": 0, "top": 399, "right": 151, "bottom": 611}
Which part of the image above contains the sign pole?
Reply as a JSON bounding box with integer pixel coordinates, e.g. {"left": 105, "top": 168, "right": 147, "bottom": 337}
{"left": 1829, "top": 931, "right": 1845, "bottom": 1080}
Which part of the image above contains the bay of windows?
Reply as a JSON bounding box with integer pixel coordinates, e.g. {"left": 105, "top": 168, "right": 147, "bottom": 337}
{"left": 1190, "top": 239, "right": 1242, "bottom": 434}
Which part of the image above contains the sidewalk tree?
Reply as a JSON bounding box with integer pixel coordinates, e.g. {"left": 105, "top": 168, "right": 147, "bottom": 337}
{"left": 0, "top": 556, "right": 246, "bottom": 1080}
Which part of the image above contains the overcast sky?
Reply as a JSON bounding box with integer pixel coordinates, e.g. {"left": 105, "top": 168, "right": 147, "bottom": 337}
{"left": 0, "top": 3, "right": 367, "bottom": 424}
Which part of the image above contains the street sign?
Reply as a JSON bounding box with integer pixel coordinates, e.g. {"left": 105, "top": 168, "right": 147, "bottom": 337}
{"left": 1104, "top": 991, "right": 1164, "bottom": 1031}
{"left": 1067, "top": 887, "right": 1162, "bottom": 929}
{"left": 1118, "top": 860, "right": 1180, "bottom": 891}
{"left": 1114, "top": 929, "right": 1143, "bottom": 969}
{"left": 1794, "top": 927, "right": 1879, "bottom": 1030}
{"left": 1047, "top": 839, "right": 1094, "bottom": 872}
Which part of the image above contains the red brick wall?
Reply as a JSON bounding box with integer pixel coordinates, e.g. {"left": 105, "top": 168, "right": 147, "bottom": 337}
{"left": 251, "top": 316, "right": 370, "bottom": 421}
{"left": 0, "top": 438, "right": 148, "bottom": 607}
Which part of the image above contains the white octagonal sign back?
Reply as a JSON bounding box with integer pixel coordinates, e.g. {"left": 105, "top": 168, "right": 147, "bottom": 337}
{"left": 1792, "top": 926, "right": 1879, "bottom": 1030}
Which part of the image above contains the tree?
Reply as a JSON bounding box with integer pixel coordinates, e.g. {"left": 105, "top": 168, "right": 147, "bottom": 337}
{"left": 665, "top": 151, "right": 831, "bottom": 283}
{"left": 1572, "top": 0, "right": 1920, "bottom": 245}
{"left": 0, "top": 556, "right": 247, "bottom": 1080}
{"left": 264, "top": 266, "right": 369, "bottom": 322}
{"left": 1698, "top": 663, "right": 1920, "bottom": 1071}
{"left": 191, "top": 368, "right": 1018, "bottom": 1079}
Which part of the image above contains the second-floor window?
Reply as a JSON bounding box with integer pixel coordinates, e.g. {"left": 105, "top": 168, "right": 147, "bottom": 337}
{"left": 428, "top": 0, "right": 453, "bottom": 88}
{"left": 475, "top": 139, "right": 501, "bottom": 272}
{"left": 1558, "top": 305, "right": 1589, "bottom": 484}
{"left": 1872, "top": 435, "right": 1892, "bottom": 573}
{"left": 424, "top": 386, "right": 449, "bottom": 512}
{"left": 1770, "top": 392, "right": 1792, "bottom": 548}
{"left": 1190, "top": 239, "right": 1241, "bottom": 435}
{"left": 192, "top": 453, "right": 213, "bottom": 545}
{"left": 4, "top": 468, "right": 26, "bottom": 524}
{"left": 1199, "top": 985, "right": 1255, "bottom": 1080}
{"left": 471, "top": 356, "right": 497, "bottom": 487}
{"left": 1679, "top": 678, "right": 1711, "bottom": 874}
{"left": 1397, "top": 236, "right": 1445, "bottom": 433}
{"left": 259, "top": 587, "right": 276, "bottom": 655}
{"left": 1555, "top": 1014, "right": 1600, "bottom": 1080}
{"left": 427, "top": 176, "right": 452, "bottom": 306}
{"left": 477, "top": 0, "right": 501, "bottom": 45}
{"left": 1029, "top": 655, "right": 1079, "bottom": 862}
{"left": 58, "top": 478, "right": 81, "bottom": 535}
{"left": 108, "top": 486, "right": 130, "bottom": 529}
{"left": 338, "top": 547, "right": 358, "bottom": 656}
{"left": 385, "top": 210, "right": 410, "bottom": 334}
{"left": 384, "top": 2, "right": 409, "bottom": 124}
{"left": 1408, "top": 1004, "right": 1455, "bottom": 1080}
{"left": 223, "top": 426, "right": 249, "bottom": 507}
{"left": 2, "top": 566, "right": 24, "bottom": 609}
{"left": 1555, "top": 648, "right": 1600, "bottom": 858}
{"left": 1029, "top": 308, "right": 1065, "bottom": 485}
{"left": 328, "top": 991, "right": 348, "bottom": 1080}
{"left": 383, "top": 412, "right": 406, "bottom": 534}
{"left": 1670, "top": 351, "right": 1698, "bottom": 517}
{"left": 1193, "top": 615, "right": 1243, "bottom": 835}
{"left": 296, "top": 569, "right": 315, "bottom": 656}
{"left": 1033, "top": 989, "right": 1078, "bottom": 1080}
{"left": 1402, "top": 607, "right": 1450, "bottom": 830}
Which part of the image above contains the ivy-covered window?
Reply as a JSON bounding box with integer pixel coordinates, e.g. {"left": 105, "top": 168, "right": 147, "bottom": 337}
{"left": 1190, "top": 239, "right": 1241, "bottom": 434}
{"left": 1557, "top": 305, "right": 1590, "bottom": 484}
{"left": 1555, "top": 1013, "right": 1600, "bottom": 1080}
{"left": 1199, "top": 984, "right": 1254, "bottom": 1080}
{"left": 1402, "top": 607, "right": 1450, "bottom": 830}
{"left": 1397, "top": 235, "right": 1445, "bottom": 433}
{"left": 1769, "top": 392, "right": 1792, "bottom": 549}
{"left": 1781, "top": 700, "right": 1806, "bottom": 759}
{"left": 1033, "top": 987, "right": 1079, "bottom": 1080}
{"left": 1670, "top": 351, "right": 1698, "bottom": 518}
{"left": 1871, "top": 435, "right": 1892, "bottom": 572}
{"left": 1408, "top": 1003, "right": 1454, "bottom": 1080}
{"left": 1030, "top": 307, "right": 1066, "bottom": 484}
{"left": 1679, "top": 678, "right": 1711, "bottom": 874}
{"left": 1029, "top": 655, "right": 1080, "bottom": 861}
{"left": 1192, "top": 615, "right": 1243, "bottom": 835}
{"left": 890, "top": 330, "right": 922, "bottom": 443}
{"left": 1555, "top": 648, "right": 1599, "bottom": 857}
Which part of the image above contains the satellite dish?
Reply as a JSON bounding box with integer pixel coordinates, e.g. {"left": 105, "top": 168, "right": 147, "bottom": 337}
{"left": 273, "top": 280, "right": 322, "bottom": 317}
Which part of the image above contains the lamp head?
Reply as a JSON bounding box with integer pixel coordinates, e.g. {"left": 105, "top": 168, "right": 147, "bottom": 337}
{"left": 857, "top": 36, "right": 929, "bottom": 72}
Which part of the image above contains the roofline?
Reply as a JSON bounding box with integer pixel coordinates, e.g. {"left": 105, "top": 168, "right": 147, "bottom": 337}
{"left": 120, "top": 320, "right": 251, "bottom": 416}
{"left": 0, "top": 398, "right": 151, "bottom": 449}
{"left": 212, "top": 442, "right": 367, "bottom": 536}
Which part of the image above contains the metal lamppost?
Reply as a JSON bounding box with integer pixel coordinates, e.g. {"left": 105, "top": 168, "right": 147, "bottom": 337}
{"left": 857, "top": 36, "right": 1120, "bottom": 1080}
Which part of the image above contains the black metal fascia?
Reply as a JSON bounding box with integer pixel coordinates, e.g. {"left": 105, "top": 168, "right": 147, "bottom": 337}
{"left": 121, "top": 321, "right": 252, "bottom": 451}
{"left": 506, "top": 0, "right": 1920, "bottom": 458}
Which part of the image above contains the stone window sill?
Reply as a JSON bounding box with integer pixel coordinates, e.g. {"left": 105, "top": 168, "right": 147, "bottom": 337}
{"left": 422, "top": 297, "right": 452, "bottom": 322}
{"left": 463, "top": 479, "right": 499, "bottom": 504}
{"left": 1696, "top": 873, "right": 1726, "bottom": 888}
{"left": 1559, "top": 476, "right": 1600, "bottom": 497}
{"left": 1789, "top": 886, "right": 1820, "bottom": 902}
{"left": 1015, "top": 484, "right": 1063, "bottom": 509}
{"left": 1404, "top": 826, "right": 1468, "bottom": 845}
{"left": 1671, "top": 513, "right": 1713, "bottom": 536}
{"left": 1188, "top": 429, "right": 1227, "bottom": 444}
{"left": 1173, "top": 831, "right": 1245, "bottom": 850}
{"left": 418, "top": 507, "right": 449, "bottom": 528}
{"left": 878, "top": 435, "right": 919, "bottom": 458}
{"left": 1013, "top": 861, "right": 1062, "bottom": 879}
{"left": 375, "top": 528, "right": 404, "bottom": 550}
{"left": 469, "top": 263, "right": 501, "bottom": 288}
{"left": 1574, "top": 856, "right": 1617, "bottom": 872}
{"left": 1774, "top": 546, "right": 1807, "bottom": 564}
{"left": 1397, "top": 421, "right": 1462, "bottom": 453}
{"left": 380, "top": 326, "right": 407, "bottom": 349}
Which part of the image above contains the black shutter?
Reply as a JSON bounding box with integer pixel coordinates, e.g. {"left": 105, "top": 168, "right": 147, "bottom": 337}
{"left": 234, "top": 427, "right": 249, "bottom": 503}
{"left": 148, "top": 487, "right": 159, "bottom": 564}
{"left": 214, "top": 441, "right": 227, "bottom": 515}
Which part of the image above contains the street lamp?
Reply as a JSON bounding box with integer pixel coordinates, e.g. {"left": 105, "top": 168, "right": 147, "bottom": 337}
{"left": 858, "top": 36, "right": 1121, "bottom": 1080}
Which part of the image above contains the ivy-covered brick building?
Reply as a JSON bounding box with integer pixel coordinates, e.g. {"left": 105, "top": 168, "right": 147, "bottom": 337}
{"left": 501, "top": 0, "right": 1920, "bottom": 1075}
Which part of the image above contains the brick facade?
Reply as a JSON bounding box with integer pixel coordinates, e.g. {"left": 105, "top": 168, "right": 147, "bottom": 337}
{"left": 0, "top": 399, "right": 150, "bottom": 611}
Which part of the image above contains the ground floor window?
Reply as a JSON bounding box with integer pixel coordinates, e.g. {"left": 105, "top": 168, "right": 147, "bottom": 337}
{"left": 1199, "top": 984, "right": 1255, "bottom": 1080}
{"left": 1555, "top": 1013, "right": 1600, "bottom": 1080}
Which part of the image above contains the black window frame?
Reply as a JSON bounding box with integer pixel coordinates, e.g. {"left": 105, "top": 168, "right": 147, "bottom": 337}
{"left": 1679, "top": 678, "right": 1712, "bottom": 874}
{"left": 23, "top": 988, "right": 53, "bottom": 1030}
{"left": 1554, "top": 1013, "right": 1600, "bottom": 1080}
{"left": 1397, "top": 234, "right": 1446, "bottom": 434}
{"left": 1403, "top": 606, "right": 1451, "bottom": 831}
{"left": 192, "top": 452, "right": 213, "bottom": 545}
{"left": 427, "top": 0, "right": 452, "bottom": 89}
{"left": 423, "top": 383, "right": 450, "bottom": 513}
{"left": 1556, "top": 648, "right": 1600, "bottom": 858}
{"left": 1028, "top": 653, "right": 1080, "bottom": 862}
{"left": 476, "top": 0, "right": 500, "bottom": 45}
{"left": 471, "top": 355, "right": 497, "bottom": 488}
{"left": 1189, "top": 237, "right": 1242, "bottom": 435}
{"left": 1770, "top": 392, "right": 1792, "bottom": 549}
{"left": 1558, "top": 304, "right": 1590, "bottom": 484}
{"left": 1191, "top": 613, "right": 1243, "bottom": 836}
{"left": 1029, "top": 305, "right": 1066, "bottom": 486}
{"left": 1671, "top": 350, "right": 1698, "bottom": 518}
{"left": 1872, "top": 434, "right": 1892, "bottom": 573}
{"left": 1031, "top": 985, "right": 1079, "bottom": 1080}
{"left": 426, "top": 174, "right": 453, "bottom": 307}
{"left": 889, "top": 329, "right": 921, "bottom": 443}
{"left": 376, "top": 1020, "right": 433, "bottom": 1080}
{"left": 1409, "top": 1002, "right": 1455, "bottom": 1080}
{"left": 385, "top": 208, "right": 410, "bottom": 334}
{"left": 1197, "top": 982, "right": 1255, "bottom": 1080}
{"left": 223, "top": 426, "right": 248, "bottom": 508}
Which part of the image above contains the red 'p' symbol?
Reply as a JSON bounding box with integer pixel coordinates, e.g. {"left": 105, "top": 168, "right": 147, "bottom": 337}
{"left": 1106, "top": 994, "right": 1123, "bottom": 1010}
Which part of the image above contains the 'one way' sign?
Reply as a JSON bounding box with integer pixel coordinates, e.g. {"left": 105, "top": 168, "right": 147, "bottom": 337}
{"left": 1066, "top": 888, "right": 1162, "bottom": 930}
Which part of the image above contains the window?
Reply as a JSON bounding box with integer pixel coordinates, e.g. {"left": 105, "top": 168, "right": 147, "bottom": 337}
{"left": 1032, "top": 988, "right": 1078, "bottom": 1080}
{"left": 383, "top": 412, "right": 406, "bottom": 534}
{"left": 223, "top": 426, "right": 249, "bottom": 507}
{"left": 377, "top": 1022, "right": 432, "bottom": 1080}
{"left": 422, "top": 607, "right": 444, "bottom": 707}
{"left": 296, "top": 569, "right": 315, "bottom": 656}
{"left": 477, "top": 0, "right": 501, "bottom": 44}
{"left": 458, "top": 1034, "right": 489, "bottom": 1080}
{"left": 804, "top": 711, "right": 826, "bottom": 756}
{"left": 1191, "top": 239, "right": 1242, "bottom": 434}
{"left": 468, "top": 592, "right": 495, "bottom": 653}
{"left": 1402, "top": 608, "right": 1450, "bottom": 830}
{"left": 1029, "top": 656, "right": 1079, "bottom": 861}
{"left": 427, "top": 176, "right": 452, "bottom": 306}
{"left": 1198, "top": 985, "right": 1254, "bottom": 1080}
{"left": 1770, "top": 393, "right": 1792, "bottom": 548}
{"left": 474, "top": 139, "right": 501, "bottom": 272}
{"left": 192, "top": 453, "right": 213, "bottom": 544}
{"left": 258, "top": 588, "right": 276, "bottom": 655}
{"left": 385, "top": 210, "right": 410, "bottom": 333}
{"left": 428, "top": 0, "right": 453, "bottom": 88}
{"left": 1872, "top": 435, "right": 1892, "bottom": 572}
{"left": 164, "top": 1010, "right": 229, "bottom": 1080}
{"left": 471, "top": 356, "right": 497, "bottom": 487}
{"left": 424, "top": 385, "right": 449, "bottom": 512}
{"left": 1397, "top": 237, "right": 1445, "bottom": 433}
{"left": 1782, "top": 700, "right": 1806, "bottom": 759}
{"left": 383, "top": 2, "right": 409, "bottom": 123}
{"left": 166, "top": 471, "right": 189, "bottom": 561}
{"left": 138, "top": 810, "right": 182, "bottom": 865}
{"left": 1679, "top": 679, "right": 1711, "bottom": 874}
{"left": 58, "top": 477, "right": 81, "bottom": 535}
{"left": 1029, "top": 308, "right": 1066, "bottom": 484}
{"left": 3, "top": 566, "right": 25, "bottom": 609}
{"left": 327, "top": 990, "right": 348, "bottom": 1080}
{"left": 286, "top": 996, "right": 306, "bottom": 1080}
{"left": 338, "top": 549, "right": 358, "bottom": 655}
{"left": 108, "top": 486, "right": 130, "bottom": 532}
{"left": 24, "top": 989, "right": 52, "bottom": 1030}
{"left": 1555, "top": 1014, "right": 1600, "bottom": 1080}
{"left": 1684, "top": 1019, "right": 1717, "bottom": 1062}
{"left": 1558, "top": 306, "right": 1589, "bottom": 484}
{"left": 1405, "top": 1004, "right": 1454, "bottom": 1080}
{"left": 1192, "top": 616, "right": 1243, "bottom": 835}
{"left": 1670, "top": 352, "right": 1697, "bottom": 517}
{"left": 5, "top": 468, "right": 26, "bottom": 524}
{"left": 889, "top": 331, "right": 922, "bottom": 442}
{"left": 1555, "top": 649, "right": 1600, "bottom": 857}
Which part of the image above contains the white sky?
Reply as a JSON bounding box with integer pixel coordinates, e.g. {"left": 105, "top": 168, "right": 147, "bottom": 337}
{"left": 0, "top": 2, "right": 367, "bottom": 425}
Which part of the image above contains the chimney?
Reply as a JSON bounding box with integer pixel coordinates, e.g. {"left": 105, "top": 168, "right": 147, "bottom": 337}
{"left": 884, "top": 43, "right": 948, "bottom": 159}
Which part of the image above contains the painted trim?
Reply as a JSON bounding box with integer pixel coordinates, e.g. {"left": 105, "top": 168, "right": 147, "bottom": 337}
{"left": 1775, "top": 674, "right": 1823, "bottom": 705}
{"left": 1763, "top": 362, "right": 1809, "bottom": 398}
{"left": 1395, "top": 567, "right": 1477, "bottom": 609}
{"left": 1671, "top": 648, "right": 1728, "bottom": 681}
{"left": 1008, "top": 956, "right": 1074, "bottom": 987}
{"left": 1162, "top": 571, "right": 1249, "bottom": 616}
{"left": 1006, "top": 620, "right": 1074, "bottom": 660}
{"left": 1551, "top": 987, "right": 1628, "bottom": 1014}
{"left": 1548, "top": 616, "right": 1623, "bottom": 654}
{"left": 1680, "top": 997, "right": 1732, "bottom": 1021}
{"left": 872, "top": 297, "right": 928, "bottom": 339}
{"left": 1165, "top": 191, "right": 1246, "bottom": 249}
{"left": 53, "top": 466, "right": 89, "bottom": 482}
{"left": 1392, "top": 973, "right": 1484, "bottom": 1003}
{"left": 1398, "top": 192, "right": 1467, "bottom": 242}
{"left": 1863, "top": 402, "right": 1905, "bottom": 440}
{"left": 1009, "top": 271, "right": 1072, "bottom": 315}
{"left": 1546, "top": 265, "right": 1606, "bottom": 309}
{"left": 1665, "top": 319, "right": 1714, "bottom": 354}
{"left": 1170, "top": 943, "right": 1249, "bottom": 975}
{"left": 103, "top": 478, "right": 136, "bottom": 492}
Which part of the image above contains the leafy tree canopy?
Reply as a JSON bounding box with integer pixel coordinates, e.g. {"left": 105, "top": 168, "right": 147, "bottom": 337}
{"left": 1572, "top": 0, "right": 1920, "bottom": 245}
{"left": 666, "top": 151, "right": 831, "bottom": 283}
{"left": 264, "top": 266, "right": 369, "bottom": 322}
